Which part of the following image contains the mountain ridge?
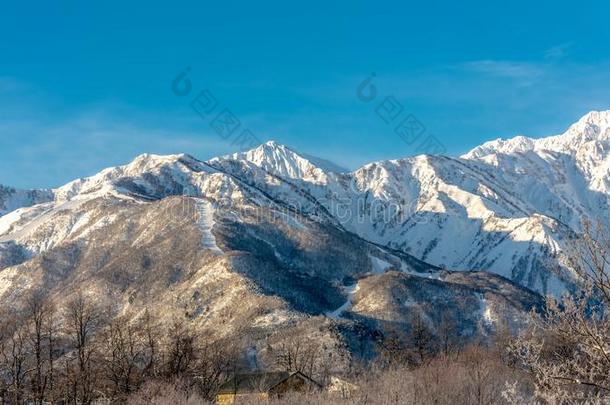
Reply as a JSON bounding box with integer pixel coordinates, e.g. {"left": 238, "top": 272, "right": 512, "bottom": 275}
{"left": 4, "top": 109, "right": 609, "bottom": 206}
{"left": 2, "top": 110, "right": 609, "bottom": 298}
{"left": 464, "top": 110, "right": 610, "bottom": 159}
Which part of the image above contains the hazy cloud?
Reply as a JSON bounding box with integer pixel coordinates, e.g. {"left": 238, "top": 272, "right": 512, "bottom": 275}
{"left": 544, "top": 41, "right": 575, "bottom": 61}
{"left": 0, "top": 109, "right": 236, "bottom": 188}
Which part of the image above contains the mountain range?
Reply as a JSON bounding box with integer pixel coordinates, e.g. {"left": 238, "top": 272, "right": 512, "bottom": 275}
{"left": 1, "top": 110, "right": 608, "bottom": 365}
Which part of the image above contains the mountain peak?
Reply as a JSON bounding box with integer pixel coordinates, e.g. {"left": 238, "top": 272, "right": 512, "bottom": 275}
{"left": 262, "top": 140, "right": 283, "bottom": 148}
{"left": 131, "top": 152, "right": 196, "bottom": 165}
{"left": 575, "top": 109, "right": 610, "bottom": 125}
{"left": 212, "top": 140, "right": 345, "bottom": 181}
{"left": 464, "top": 110, "right": 610, "bottom": 159}
{"left": 565, "top": 110, "right": 610, "bottom": 139}
{"left": 252, "top": 141, "right": 347, "bottom": 172}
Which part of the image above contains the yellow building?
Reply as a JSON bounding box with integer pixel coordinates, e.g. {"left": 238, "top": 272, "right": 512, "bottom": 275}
{"left": 217, "top": 371, "right": 321, "bottom": 405}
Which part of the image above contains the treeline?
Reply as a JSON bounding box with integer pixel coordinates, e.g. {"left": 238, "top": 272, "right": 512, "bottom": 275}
{"left": 132, "top": 340, "right": 530, "bottom": 405}
{"left": 251, "top": 343, "right": 528, "bottom": 405}
{"left": 2, "top": 220, "right": 610, "bottom": 404}
{"left": 1, "top": 286, "right": 608, "bottom": 404}
{"left": 0, "top": 292, "right": 236, "bottom": 404}
{"left": 0, "top": 288, "right": 525, "bottom": 405}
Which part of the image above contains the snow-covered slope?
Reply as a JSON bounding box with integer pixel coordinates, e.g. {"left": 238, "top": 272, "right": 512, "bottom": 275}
{"left": 206, "top": 111, "right": 610, "bottom": 295}
{"left": 463, "top": 111, "right": 610, "bottom": 227}
{"left": 210, "top": 141, "right": 332, "bottom": 183}
{"left": 465, "top": 111, "right": 610, "bottom": 159}
{"left": 0, "top": 186, "right": 54, "bottom": 216}
{"left": 2, "top": 110, "right": 609, "bottom": 301}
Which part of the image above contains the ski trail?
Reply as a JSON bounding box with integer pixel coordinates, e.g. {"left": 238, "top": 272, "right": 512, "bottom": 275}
{"left": 195, "top": 199, "right": 222, "bottom": 253}
{"left": 326, "top": 283, "right": 360, "bottom": 319}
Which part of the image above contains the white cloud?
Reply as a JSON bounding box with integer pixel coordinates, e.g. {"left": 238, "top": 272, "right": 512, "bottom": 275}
{"left": 461, "top": 60, "right": 545, "bottom": 85}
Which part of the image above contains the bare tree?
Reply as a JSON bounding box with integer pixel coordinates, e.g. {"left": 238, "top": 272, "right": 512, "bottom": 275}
{"left": 273, "top": 332, "right": 321, "bottom": 377}
{"left": 45, "top": 303, "right": 58, "bottom": 404}
{"left": 376, "top": 327, "right": 410, "bottom": 368}
{"left": 63, "top": 293, "right": 104, "bottom": 405}
{"left": 0, "top": 311, "right": 29, "bottom": 405}
{"left": 100, "top": 316, "right": 144, "bottom": 400}
{"left": 438, "top": 310, "right": 459, "bottom": 357}
{"left": 24, "top": 290, "right": 56, "bottom": 405}
{"left": 0, "top": 306, "right": 10, "bottom": 405}
{"left": 409, "top": 311, "right": 435, "bottom": 364}
{"left": 141, "top": 309, "right": 161, "bottom": 379}
{"left": 461, "top": 344, "right": 506, "bottom": 405}
{"left": 165, "top": 319, "right": 197, "bottom": 379}
{"left": 193, "top": 336, "right": 236, "bottom": 400}
{"left": 127, "top": 379, "right": 204, "bottom": 405}
{"left": 509, "top": 220, "right": 610, "bottom": 402}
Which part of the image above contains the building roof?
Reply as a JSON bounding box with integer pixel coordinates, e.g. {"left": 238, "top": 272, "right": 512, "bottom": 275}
{"left": 218, "top": 372, "right": 291, "bottom": 394}
{"left": 217, "top": 371, "right": 321, "bottom": 395}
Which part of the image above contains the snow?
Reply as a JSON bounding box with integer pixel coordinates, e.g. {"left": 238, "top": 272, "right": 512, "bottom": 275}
{"left": 0, "top": 199, "right": 86, "bottom": 244}
{"left": 211, "top": 140, "right": 330, "bottom": 184}
{"left": 0, "top": 207, "right": 32, "bottom": 236}
{"left": 252, "top": 310, "right": 295, "bottom": 327}
{"left": 273, "top": 210, "right": 307, "bottom": 230}
{"left": 480, "top": 296, "right": 496, "bottom": 325}
{"left": 2, "top": 110, "right": 610, "bottom": 297}
{"left": 326, "top": 283, "right": 360, "bottom": 319}
{"left": 464, "top": 110, "right": 610, "bottom": 160}
{"left": 369, "top": 255, "right": 392, "bottom": 274}
{"left": 195, "top": 199, "right": 222, "bottom": 253}
{"left": 0, "top": 187, "right": 54, "bottom": 217}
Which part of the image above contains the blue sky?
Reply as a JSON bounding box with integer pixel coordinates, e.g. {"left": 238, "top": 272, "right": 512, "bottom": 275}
{"left": 1, "top": 0, "right": 610, "bottom": 188}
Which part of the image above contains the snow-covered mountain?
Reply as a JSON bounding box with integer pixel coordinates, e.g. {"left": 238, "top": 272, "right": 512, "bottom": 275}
{"left": 205, "top": 111, "right": 610, "bottom": 296}
{"left": 0, "top": 185, "right": 54, "bottom": 216}
{"left": 1, "top": 110, "right": 607, "bottom": 361}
